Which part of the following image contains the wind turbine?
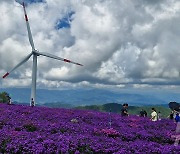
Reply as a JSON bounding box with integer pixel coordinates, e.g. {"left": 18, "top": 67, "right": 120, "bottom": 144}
{"left": 2, "top": 2, "right": 83, "bottom": 106}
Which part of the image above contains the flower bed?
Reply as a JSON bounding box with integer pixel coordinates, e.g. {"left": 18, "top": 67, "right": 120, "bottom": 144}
{"left": 0, "top": 104, "right": 179, "bottom": 153}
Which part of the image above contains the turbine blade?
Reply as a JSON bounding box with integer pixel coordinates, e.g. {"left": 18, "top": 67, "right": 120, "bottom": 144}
{"left": 2, "top": 53, "right": 32, "bottom": 78}
{"left": 3, "top": 73, "right": 9, "bottom": 78}
{"left": 36, "top": 51, "right": 83, "bottom": 66}
{"left": 22, "top": 2, "right": 35, "bottom": 50}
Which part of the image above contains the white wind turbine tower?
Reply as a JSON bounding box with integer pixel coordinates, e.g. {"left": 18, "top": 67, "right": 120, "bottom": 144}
{"left": 2, "top": 2, "right": 83, "bottom": 106}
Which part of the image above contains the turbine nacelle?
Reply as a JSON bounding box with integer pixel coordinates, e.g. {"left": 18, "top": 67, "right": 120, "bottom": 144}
{"left": 32, "top": 50, "right": 40, "bottom": 56}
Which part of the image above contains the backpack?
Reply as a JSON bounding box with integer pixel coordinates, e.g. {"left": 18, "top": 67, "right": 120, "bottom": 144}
{"left": 175, "top": 114, "right": 180, "bottom": 122}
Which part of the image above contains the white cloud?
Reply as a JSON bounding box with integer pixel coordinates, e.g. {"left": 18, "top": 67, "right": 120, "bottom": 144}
{"left": 0, "top": 0, "right": 180, "bottom": 90}
{"left": 43, "top": 66, "right": 69, "bottom": 79}
{"left": 2, "top": 78, "right": 31, "bottom": 87}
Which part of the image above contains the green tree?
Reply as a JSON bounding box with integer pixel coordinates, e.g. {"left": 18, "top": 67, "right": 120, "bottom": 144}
{"left": 0, "top": 92, "right": 10, "bottom": 103}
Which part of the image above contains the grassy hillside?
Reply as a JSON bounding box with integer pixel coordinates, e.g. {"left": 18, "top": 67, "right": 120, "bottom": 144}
{"left": 128, "top": 106, "right": 171, "bottom": 118}
{"left": 75, "top": 103, "right": 171, "bottom": 118}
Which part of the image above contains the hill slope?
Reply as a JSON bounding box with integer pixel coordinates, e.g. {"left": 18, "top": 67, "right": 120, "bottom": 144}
{"left": 75, "top": 103, "right": 171, "bottom": 118}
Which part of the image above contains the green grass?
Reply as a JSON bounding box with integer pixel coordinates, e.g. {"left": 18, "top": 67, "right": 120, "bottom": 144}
{"left": 75, "top": 103, "right": 171, "bottom": 118}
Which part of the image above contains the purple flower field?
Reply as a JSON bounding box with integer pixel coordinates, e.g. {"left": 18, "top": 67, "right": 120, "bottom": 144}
{"left": 0, "top": 103, "right": 179, "bottom": 153}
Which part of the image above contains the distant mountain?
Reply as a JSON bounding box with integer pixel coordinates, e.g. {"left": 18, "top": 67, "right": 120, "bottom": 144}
{"left": 0, "top": 88, "right": 179, "bottom": 106}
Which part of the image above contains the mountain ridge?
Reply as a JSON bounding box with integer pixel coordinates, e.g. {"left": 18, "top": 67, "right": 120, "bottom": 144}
{"left": 0, "top": 88, "right": 179, "bottom": 106}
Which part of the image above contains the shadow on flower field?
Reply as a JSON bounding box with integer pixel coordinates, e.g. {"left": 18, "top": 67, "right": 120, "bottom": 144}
{"left": 0, "top": 104, "right": 179, "bottom": 153}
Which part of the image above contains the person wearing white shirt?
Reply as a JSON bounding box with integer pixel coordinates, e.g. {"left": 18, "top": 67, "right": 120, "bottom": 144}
{"left": 151, "top": 108, "right": 158, "bottom": 121}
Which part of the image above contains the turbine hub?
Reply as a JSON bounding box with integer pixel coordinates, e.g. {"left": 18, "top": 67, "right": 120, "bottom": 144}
{"left": 32, "top": 50, "right": 40, "bottom": 56}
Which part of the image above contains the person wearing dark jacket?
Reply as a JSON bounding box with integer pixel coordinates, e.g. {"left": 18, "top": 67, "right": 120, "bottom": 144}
{"left": 168, "top": 111, "right": 174, "bottom": 120}
{"left": 121, "top": 103, "right": 129, "bottom": 116}
{"left": 140, "top": 109, "right": 147, "bottom": 117}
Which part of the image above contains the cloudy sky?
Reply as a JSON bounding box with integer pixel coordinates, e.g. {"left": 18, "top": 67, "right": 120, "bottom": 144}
{"left": 0, "top": 0, "right": 180, "bottom": 93}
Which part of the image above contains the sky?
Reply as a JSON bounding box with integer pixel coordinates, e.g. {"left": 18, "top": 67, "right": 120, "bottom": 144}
{"left": 0, "top": 0, "right": 180, "bottom": 94}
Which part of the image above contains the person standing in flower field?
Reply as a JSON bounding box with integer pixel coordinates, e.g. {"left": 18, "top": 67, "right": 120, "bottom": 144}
{"left": 173, "top": 110, "right": 180, "bottom": 146}
{"left": 173, "top": 107, "right": 180, "bottom": 146}
{"left": 151, "top": 108, "right": 158, "bottom": 121}
{"left": 121, "top": 103, "right": 129, "bottom": 116}
{"left": 140, "top": 109, "right": 147, "bottom": 117}
{"left": 157, "top": 111, "right": 162, "bottom": 120}
{"left": 7, "top": 95, "right": 11, "bottom": 105}
{"left": 31, "top": 98, "right": 35, "bottom": 107}
{"left": 175, "top": 111, "right": 180, "bottom": 123}
{"left": 167, "top": 110, "right": 174, "bottom": 120}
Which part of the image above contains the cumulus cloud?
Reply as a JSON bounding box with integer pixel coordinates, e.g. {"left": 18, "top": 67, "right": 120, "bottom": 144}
{"left": 0, "top": 0, "right": 180, "bottom": 90}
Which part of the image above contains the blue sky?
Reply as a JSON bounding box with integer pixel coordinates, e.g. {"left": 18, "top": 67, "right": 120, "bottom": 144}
{"left": 56, "top": 11, "right": 74, "bottom": 29}
{"left": 17, "top": 0, "right": 73, "bottom": 29}
{"left": 0, "top": 0, "right": 180, "bottom": 97}
{"left": 16, "top": 0, "right": 44, "bottom": 4}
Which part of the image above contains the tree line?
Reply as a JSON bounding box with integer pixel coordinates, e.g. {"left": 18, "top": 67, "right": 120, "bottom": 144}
{"left": 0, "top": 92, "right": 11, "bottom": 103}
